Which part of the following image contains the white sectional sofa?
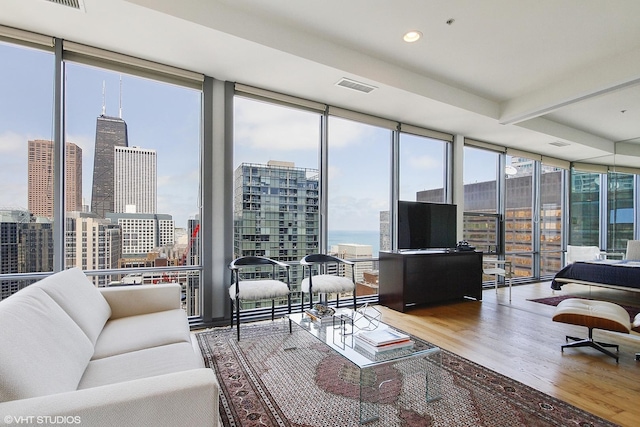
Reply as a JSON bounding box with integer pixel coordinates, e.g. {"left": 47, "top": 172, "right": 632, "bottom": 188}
{"left": 0, "top": 268, "right": 219, "bottom": 427}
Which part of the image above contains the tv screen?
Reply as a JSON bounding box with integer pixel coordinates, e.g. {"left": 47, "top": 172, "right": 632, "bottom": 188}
{"left": 397, "top": 201, "right": 457, "bottom": 250}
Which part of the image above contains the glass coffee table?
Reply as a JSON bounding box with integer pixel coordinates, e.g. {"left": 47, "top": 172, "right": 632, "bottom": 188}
{"left": 288, "top": 308, "right": 441, "bottom": 424}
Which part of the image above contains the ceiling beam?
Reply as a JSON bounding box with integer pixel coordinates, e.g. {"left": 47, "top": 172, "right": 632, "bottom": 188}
{"left": 515, "top": 116, "right": 613, "bottom": 154}
{"left": 499, "top": 47, "right": 640, "bottom": 125}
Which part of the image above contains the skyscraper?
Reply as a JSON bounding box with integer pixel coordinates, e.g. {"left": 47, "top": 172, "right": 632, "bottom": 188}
{"left": 91, "top": 115, "right": 128, "bottom": 218}
{"left": 233, "top": 160, "right": 319, "bottom": 291}
{"left": 114, "top": 146, "right": 157, "bottom": 214}
{"left": 28, "top": 139, "right": 82, "bottom": 218}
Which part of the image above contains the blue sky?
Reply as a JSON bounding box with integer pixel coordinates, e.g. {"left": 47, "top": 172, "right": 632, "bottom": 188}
{"left": 1, "top": 40, "right": 497, "bottom": 232}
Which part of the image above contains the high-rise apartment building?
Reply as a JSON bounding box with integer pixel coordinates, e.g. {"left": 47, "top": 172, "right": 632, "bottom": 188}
{"left": 114, "top": 146, "right": 157, "bottom": 214}
{"left": 28, "top": 139, "right": 82, "bottom": 218}
{"left": 233, "top": 160, "right": 319, "bottom": 288}
{"left": 91, "top": 115, "right": 128, "bottom": 218}
{"left": 0, "top": 209, "right": 52, "bottom": 300}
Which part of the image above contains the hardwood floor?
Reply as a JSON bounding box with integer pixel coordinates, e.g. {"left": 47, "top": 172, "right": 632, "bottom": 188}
{"left": 376, "top": 281, "right": 640, "bottom": 427}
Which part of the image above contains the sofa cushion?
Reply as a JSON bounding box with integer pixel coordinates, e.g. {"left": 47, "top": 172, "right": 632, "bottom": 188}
{"left": 0, "top": 287, "right": 94, "bottom": 402}
{"left": 78, "top": 342, "right": 202, "bottom": 390}
{"left": 33, "top": 267, "right": 111, "bottom": 345}
{"left": 92, "top": 309, "right": 192, "bottom": 360}
{"left": 99, "top": 283, "right": 181, "bottom": 319}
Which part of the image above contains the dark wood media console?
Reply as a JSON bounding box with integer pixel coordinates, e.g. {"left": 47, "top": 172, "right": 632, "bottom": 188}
{"left": 378, "top": 250, "right": 483, "bottom": 312}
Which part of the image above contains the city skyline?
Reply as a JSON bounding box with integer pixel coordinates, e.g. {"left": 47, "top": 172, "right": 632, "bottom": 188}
{"left": 0, "top": 43, "right": 200, "bottom": 229}
{"left": 1, "top": 41, "right": 498, "bottom": 233}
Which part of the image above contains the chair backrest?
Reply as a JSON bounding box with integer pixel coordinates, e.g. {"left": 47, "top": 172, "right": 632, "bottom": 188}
{"left": 566, "top": 245, "right": 602, "bottom": 264}
{"left": 230, "top": 256, "right": 287, "bottom": 268}
{"left": 300, "top": 253, "right": 354, "bottom": 280}
{"left": 626, "top": 240, "right": 640, "bottom": 260}
{"left": 300, "top": 253, "right": 351, "bottom": 265}
{"left": 229, "top": 256, "right": 290, "bottom": 284}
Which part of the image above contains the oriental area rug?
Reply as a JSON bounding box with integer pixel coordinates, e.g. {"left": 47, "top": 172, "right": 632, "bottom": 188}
{"left": 196, "top": 323, "right": 616, "bottom": 427}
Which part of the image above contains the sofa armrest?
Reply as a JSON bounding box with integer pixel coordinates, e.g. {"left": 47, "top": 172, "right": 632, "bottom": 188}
{"left": 99, "top": 283, "right": 181, "bottom": 319}
{"left": 0, "top": 369, "right": 219, "bottom": 427}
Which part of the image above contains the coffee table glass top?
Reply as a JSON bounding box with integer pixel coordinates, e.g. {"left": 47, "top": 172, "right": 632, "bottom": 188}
{"left": 288, "top": 307, "right": 439, "bottom": 368}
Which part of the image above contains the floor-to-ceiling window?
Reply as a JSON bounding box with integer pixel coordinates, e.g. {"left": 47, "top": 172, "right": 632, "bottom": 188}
{"left": 0, "top": 40, "right": 55, "bottom": 299}
{"left": 539, "top": 163, "right": 566, "bottom": 276}
{"left": 0, "top": 35, "right": 205, "bottom": 318}
{"left": 233, "top": 95, "right": 321, "bottom": 308}
{"left": 570, "top": 169, "right": 601, "bottom": 246}
{"left": 607, "top": 171, "right": 634, "bottom": 252}
{"left": 62, "top": 57, "right": 202, "bottom": 313}
{"left": 327, "top": 114, "right": 391, "bottom": 297}
{"left": 462, "top": 145, "right": 500, "bottom": 253}
{"left": 505, "top": 155, "right": 534, "bottom": 279}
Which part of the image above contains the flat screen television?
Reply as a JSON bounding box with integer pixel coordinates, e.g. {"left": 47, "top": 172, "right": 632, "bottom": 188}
{"left": 397, "top": 201, "right": 457, "bottom": 250}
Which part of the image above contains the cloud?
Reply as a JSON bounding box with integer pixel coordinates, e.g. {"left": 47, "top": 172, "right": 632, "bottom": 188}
{"left": 235, "top": 98, "right": 319, "bottom": 151}
{"left": 234, "top": 98, "right": 375, "bottom": 152}
{"left": 0, "top": 131, "right": 25, "bottom": 154}
{"left": 408, "top": 155, "right": 440, "bottom": 170}
{"left": 0, "top": 132, "right": 28, "bottom": 208}
{"left": 327, "top": 117, "right": 376, "bottom": 148}
{"left": 328, "top": 194, "right": 386, "bottom": 231}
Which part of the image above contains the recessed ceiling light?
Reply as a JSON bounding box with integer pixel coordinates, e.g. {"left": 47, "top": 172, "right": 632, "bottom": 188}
{"left": 403, "top": 30, "right": 422, "bottom": 43}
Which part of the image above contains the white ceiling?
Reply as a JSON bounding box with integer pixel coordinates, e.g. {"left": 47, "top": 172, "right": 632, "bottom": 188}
{"left": 3, "top": 0, "right": 640, "bottom": 166}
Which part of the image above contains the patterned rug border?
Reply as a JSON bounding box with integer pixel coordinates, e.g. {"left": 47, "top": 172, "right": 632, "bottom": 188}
{"left": 197, "top": 322, "right": 618, "bottom": 427}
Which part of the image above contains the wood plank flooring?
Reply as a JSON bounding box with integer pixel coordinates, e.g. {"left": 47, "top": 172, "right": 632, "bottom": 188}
{"left": 375, "top": 281, "right": 640, "bottom": 427}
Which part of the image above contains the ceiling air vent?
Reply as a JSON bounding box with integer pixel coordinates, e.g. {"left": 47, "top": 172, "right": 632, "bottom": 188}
{"left": 335, "top": 78, "right": 377, "bottom": 94}
{"left": 549, "top": 141, "right": 570, "bottom": 147}
{"left": 45, "top": 0, "right": 85, "bottom": 11}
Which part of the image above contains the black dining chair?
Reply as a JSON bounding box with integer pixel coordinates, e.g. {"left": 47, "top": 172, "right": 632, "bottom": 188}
{"left": 229, "top": 256, "right": 292, "bottom": 340}
{"left": 299, "top": 254, "right": 356, "bottom": 310}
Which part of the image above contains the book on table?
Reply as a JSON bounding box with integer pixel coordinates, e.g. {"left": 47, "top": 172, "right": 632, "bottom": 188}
{"left": 354, "top": 336, "right": 414, "bottom": 354}
{"left": 355, "top": 328, "right": 411, "bottom": 347}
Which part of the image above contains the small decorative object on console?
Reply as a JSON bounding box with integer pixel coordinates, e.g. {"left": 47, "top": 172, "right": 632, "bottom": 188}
{"left": 304, "top": 303, "right": 335, "bottom": 323}
{"left": 456, "top": 240, "right": 475, "bottom": 251}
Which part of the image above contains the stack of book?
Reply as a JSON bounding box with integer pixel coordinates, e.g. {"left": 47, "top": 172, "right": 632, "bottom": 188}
{"left": 354, "top": 328, "right": 414, "bottom": 355}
